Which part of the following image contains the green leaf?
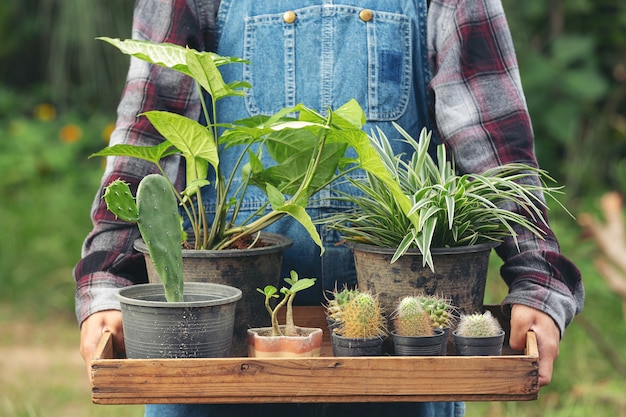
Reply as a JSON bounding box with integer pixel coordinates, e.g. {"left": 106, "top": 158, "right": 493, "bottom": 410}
{"left": 141, "top": 110, "right": 218, "bottom": 185}
{"left": 90, "top": 141, "right": 177, "bottom": 166}
{"left": 186, "top": 48, "right": 244, "bottom": 102}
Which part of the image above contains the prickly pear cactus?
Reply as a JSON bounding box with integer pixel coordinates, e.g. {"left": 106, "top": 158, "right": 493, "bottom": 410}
{"left": 137, "top": 174, "right": 183, "bottom": 302}
{"left": 103, "top": 179, "right": 139, "bottom": 222}
{"left": 456, "top": 311, "right": 502, "bottom": 337}
{"left": 339, "top": 292, "right": 386, "bottom": 339}
{"left": 393, "top": 296, "right": 433, "bottom": 337}
{"left": 103, "top": 175, "right": 183, "bottom": 302}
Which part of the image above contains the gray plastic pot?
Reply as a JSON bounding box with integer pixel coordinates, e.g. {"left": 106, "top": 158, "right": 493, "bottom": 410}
{"left": 135, "top": 233, "right": 292, "bottom": 357}
{"left": 117, "top": 282, "right": 242, "bottom": 359}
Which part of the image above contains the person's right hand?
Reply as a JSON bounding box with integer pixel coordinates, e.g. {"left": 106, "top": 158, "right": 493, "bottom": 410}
{"left": 79, "top": 310, "right": 125, "bottom": 380}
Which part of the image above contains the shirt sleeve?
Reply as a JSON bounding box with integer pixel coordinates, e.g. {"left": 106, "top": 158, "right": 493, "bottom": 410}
{"left": 427, "top": 0, "right": 584, "bottom": 335}
{"left": 73, "top": 0, "right": 215, "bottom": 326}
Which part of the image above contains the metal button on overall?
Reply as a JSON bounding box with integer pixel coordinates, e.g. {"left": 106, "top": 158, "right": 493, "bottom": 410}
{"left": 283, "top": 10, "right": 296, "bottom": 23}
{"left": 359, "top": 9, "right": 373, "bottom": 22}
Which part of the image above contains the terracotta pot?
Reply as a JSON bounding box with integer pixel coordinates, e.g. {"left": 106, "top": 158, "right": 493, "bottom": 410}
{"left": 247, "top": 326, "right": 323, "bottom": 358}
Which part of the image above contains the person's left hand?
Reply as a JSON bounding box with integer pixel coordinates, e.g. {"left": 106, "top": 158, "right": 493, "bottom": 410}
{"left": 509, "top": 304, "right": 560, "bottom": 387}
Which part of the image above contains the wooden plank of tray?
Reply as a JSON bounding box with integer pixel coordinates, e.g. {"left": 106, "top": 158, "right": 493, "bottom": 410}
{"left": 91, "top": 306, "right": 539, "bottom": 404}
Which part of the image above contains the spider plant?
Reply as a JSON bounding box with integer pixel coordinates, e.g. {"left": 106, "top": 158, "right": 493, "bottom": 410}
{"left": 322, "top": 124, "right": 567, "bottom": 271}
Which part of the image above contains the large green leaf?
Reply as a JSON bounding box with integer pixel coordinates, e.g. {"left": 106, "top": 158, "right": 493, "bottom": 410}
{"left": 186, "top": 48, "right": 248, "bottom": 102}
{"left": 90, "top": 140, "right": 176, "bottom": 166}
{"left": 142, "top": 110, "right": 218, "bottom": 185}
{"left": 266, "top": 184, "right": 323, "bottom": 253}
{"left": 97, "top": 37, "right": 248, "bottom": 78}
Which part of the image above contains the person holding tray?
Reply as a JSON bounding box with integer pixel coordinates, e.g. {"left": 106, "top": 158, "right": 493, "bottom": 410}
{"left": 75, "top": 0, "right": 584, "bottom": 416}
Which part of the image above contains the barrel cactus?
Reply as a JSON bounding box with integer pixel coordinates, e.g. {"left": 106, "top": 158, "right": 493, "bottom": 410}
{"left": 393, "top": 296, "right": 433, "bottom": 337}
{"left": 339, "top": 292, "right": 386, "bottom": 339}
{"left": 455, "top": 311, "right": 503, "bottom": 337}
{"left": 324, "top": 287, "right": 360, "bottom": 325}
{"left": 418, "top": 294, "right": 456, "bottom": 330}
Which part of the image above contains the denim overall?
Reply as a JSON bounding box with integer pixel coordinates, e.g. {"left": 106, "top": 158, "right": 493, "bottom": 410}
{"left": 147, "top": 0, "right": 464, "bottom": 415}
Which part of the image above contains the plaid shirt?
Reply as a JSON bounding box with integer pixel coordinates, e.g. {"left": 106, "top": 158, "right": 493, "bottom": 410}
{"left": 74, "top": 0, "right": 583, "bottom": 335}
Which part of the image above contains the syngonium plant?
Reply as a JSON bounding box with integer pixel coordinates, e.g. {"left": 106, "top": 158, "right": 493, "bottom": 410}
{"left": 92, "top": 38, "right": 382, "bottom": 302}
{"left": 321, "top": 124, "right": 570, "bottom": 271}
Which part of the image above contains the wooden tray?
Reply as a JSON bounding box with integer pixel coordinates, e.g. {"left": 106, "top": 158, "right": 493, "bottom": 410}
{"left": 91, "top": 306, "right": 539, "bottom": 404}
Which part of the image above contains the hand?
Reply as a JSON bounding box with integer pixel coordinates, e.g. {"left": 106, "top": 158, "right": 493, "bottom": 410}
{"left": 79, "top": 310, "right": 125, "bottom": 381}
{"left": 509, "top": 304, "right": 560, "bottom": 387}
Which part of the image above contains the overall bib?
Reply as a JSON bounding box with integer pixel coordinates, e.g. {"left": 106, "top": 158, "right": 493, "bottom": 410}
{"left": 147, "top": 0, "right": 464, "bottom": 415}
{"left": 198, "top": 0, "right": 435, "bottom": 304}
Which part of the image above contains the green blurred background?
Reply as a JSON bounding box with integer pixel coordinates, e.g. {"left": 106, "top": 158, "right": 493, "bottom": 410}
{"left": 0, "top": 0, "right": 624, "bottom": 416}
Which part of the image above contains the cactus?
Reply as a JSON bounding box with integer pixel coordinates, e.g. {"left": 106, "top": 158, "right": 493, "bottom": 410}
{"left": 103, "top": 175, "right": 183, "bottom": 302}
{"left": 339, "top": 292, "right": 386, "bottom": 339}
{"left": 393, "top": 296, "right": 433, "bottom": 337}
{"left": 418, "top": 294, "right": 456, "bottom": 330}
{"left": 455, "top": 311, "right": 503, "bottom": 337}
{"left": 324, "top": 287, "right": 360, "bottom": 325}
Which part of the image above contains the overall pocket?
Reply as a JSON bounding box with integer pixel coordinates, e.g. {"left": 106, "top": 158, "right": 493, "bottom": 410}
{"left": 243, "top": 5, "right": 412, "bottom": 121}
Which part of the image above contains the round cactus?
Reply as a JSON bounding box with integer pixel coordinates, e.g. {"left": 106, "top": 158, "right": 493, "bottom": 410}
{"left": 393, "top": 296, "right": 433, "bottom": 337}
{"left": 455, "top": 311, "right": 503, "bottom": 337}
{"left": 418, "top": 294, "right": 456, "bottom": 329}
{"left": 339, "top": 292, "right": 386, "bottom": 339}
{"left": 324, "top": 287, "right": 360, "bottom": 324}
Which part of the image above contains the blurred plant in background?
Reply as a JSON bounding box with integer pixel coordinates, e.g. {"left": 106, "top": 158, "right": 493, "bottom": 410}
{"left": 502, "top": 0, "right": 626, "bottom": 199}
{"left": 0, "top": 87, "right": 109, "bottom": 315}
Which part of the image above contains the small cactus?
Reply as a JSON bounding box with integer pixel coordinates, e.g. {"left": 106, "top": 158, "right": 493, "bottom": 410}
{"left": 455, "top": 311, "right": 503, "bottom": 337}
{"left": 339, "top": 292, "right": 386, "bottom": 339}
{"left": 418, "top": 294, "right": 456, "bottom": 330}
{"left": 393, "top": 296, "right": 433, "bottom": 337}
{"left": 324, "top": 287, "right": 360, "bottom": 325}
{"left": 103, "top": 175, "right": 183, "bottom": 302}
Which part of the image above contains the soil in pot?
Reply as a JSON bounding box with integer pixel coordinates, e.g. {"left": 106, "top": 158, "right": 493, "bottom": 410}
{"left": 117, "top": 282, "right": 242, "bottom": 359}
{"left": 247, "top": 326, "right": 323, "bottom": 358}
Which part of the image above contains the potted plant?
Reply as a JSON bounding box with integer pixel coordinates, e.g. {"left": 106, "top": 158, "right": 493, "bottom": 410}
{"left": 453, "top": 311, "right": 505, "bottom": 356}
{"left": 114, "top": 173, "right": 242, "bottom": 359}
{"left": 247, "top": 270, "right": 322, "bottom": 357}
{"left": 391, "top": 295, "right": 449, "bottom": 356}
{"left": 321, "top": 125, "right": 568, "bottom": 316}
{"left": 92, "top": 38, "right": 370, "bottom": 354}
{"left": 323, "top": 286, "right": 360, "bottom": 332}
{"left": 329, "top": 291, "right": 387, "bottom": 357}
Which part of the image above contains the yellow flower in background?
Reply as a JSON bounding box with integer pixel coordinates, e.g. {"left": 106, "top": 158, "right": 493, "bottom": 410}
{"left": 59, "top": 124, "right": 83, "bottom": 143}
{"left": 34, "top": 103, "right": 57, "bottom": 121}
{"left": 101, "top": 123, "right": 115, "bottom": 142}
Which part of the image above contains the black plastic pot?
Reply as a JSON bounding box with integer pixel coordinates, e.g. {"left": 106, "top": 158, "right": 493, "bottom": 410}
{"left": 453, "top": 329, "right": 505, "bottom": 356}
{"left": 349, "top": 242, "right": 499, "bottom": 317}
{"left": 392, "top": 328, "right": 447, "bottom": 356}
{"left": 117, "top": 282, "right": 242, "bottom": 359}
{"left": 330, "top": 333, "right": 385, "bottom": 357}
{"left": 135, "top": 232, "right": 292, "bottom": 356}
